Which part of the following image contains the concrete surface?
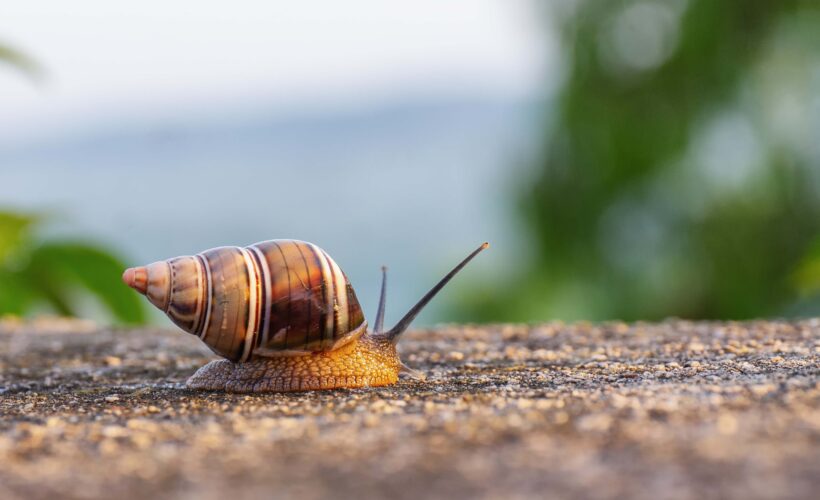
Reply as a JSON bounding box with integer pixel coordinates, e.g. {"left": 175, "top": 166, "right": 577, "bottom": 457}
{"left": 0, "top": 317, "right": 818, "bottom": 500}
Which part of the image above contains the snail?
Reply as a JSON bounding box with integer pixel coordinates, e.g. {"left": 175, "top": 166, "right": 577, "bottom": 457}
{"left": 122, "top": 239, "right": 487, "bottom": 392}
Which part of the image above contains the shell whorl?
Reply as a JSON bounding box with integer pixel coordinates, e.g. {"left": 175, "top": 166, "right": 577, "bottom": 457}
{"left": 124, "top": 240, "right": 365, "bottom": 362}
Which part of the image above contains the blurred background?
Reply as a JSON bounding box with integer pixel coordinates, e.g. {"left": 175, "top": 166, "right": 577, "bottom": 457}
{"left": 1, "top": 0, "right": 819, "bottom": 328}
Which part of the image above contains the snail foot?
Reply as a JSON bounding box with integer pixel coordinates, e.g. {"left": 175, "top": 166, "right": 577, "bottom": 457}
{"left": 186, "top": 337, "right": 401, "bottom": 393}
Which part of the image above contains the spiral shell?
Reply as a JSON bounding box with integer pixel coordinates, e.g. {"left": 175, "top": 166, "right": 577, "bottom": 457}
{"left": 124, "top": 240, "right": 365, "bottom": 362}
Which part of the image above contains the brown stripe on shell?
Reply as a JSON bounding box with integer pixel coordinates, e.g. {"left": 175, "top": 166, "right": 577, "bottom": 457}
{"left": 303, "top": 243, "right": 331, "bottom": 351}
{"left": 296, "top": 243, "right": 318, "bottom": 352}
{"left": 295, "top": 242, "right": 325, "bottom": 350}
{"left": 145, "top": 261, "right": 171, "bottom": 312}
{"left": 199, "top": 247, "right": 250, "bottom": 362}
{"left": 193, "top": 254, "right": 209, "bottom": 336}
{"left": 240, "top": 247, "right": 262, "bottom": 361}
{"left": 253, "top": 241, "right": 289, "bottom": 348}
{"left": 321, "top": 248, "right": 351, "bottom": 348}
{"left": 346, "top": 281, "right": 364, "bottom": 332}
{"left": 322, "top": 251, "right": 345, "bottom": 347}
{"left": 249, "top": 240, "right": 295, "bottom": 352}
{"left": 235, "top": 248, "right": 252, "bottom": 360}
{"left": 289, "top": 241, "right": 313, "bottom": 350}
{"left": 247, "top": 247, "right": 269, "bottom": 348}
{"left": 324, "top": 251, "right": 339, "bottom": 349}
{"left": 165, "top": 257, "right": 205, "bottom": 334}
{"left": 310, "top": 244, "right": 336, "bottom": 348}
{"left": 303, "top": 245, "right": 326, "bottom": 337}
{"left": 272, "top": 241, "right": 293, "bottom": 349}
{"left": 276, "top": 241, "right": 316, "bottom": 351}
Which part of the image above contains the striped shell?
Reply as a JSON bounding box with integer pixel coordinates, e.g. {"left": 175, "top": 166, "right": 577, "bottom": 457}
{"left": 130, "top": 240, "right": 365, "bottom": 362}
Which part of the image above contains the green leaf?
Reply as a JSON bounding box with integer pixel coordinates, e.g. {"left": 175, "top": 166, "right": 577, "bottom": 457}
{"left": 793, "top": 236, "right": 820, "bottom": 296}
{"left": 28, "top": 242, "right": 147, "bottom": 324}
{"left": 0, "top": 211, "right": 37, "bottom": 265}
{"left": 0, "top": 268, "right": 37, "bottom": 316}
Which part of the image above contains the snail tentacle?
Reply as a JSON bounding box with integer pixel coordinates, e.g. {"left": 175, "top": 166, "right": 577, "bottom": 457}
{"left": 383, "top": 242, "right": 489, "bottom": 344}
{"left": 373, "top": 266, "right": 387, "bottom": 334}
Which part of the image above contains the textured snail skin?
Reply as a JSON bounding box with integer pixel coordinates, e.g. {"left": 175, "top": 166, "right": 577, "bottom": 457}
{"left": 186, "top": 334, "right": 400, "bottom": 392}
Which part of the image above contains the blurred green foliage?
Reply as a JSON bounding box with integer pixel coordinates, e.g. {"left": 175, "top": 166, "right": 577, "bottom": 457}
{"left": 1, "top": 43, "right": 141, "bottom": 323}
{"left": 0, "top": 211, "right": 146, "bottom": 324}
{"left": 455, "top": 0, "right": 820, "bottom": 322}
{"left": 793, "top": 236, "right": 820, "bottom": 297}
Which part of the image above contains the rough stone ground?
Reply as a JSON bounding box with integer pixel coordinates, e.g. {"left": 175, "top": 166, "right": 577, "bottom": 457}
{"left": 0, "top": 317, "right": 818, "bottom": 500}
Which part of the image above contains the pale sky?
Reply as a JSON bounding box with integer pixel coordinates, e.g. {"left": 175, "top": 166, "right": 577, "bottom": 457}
{"left": 0, "top": 1, "right": 550, "bottom": 145}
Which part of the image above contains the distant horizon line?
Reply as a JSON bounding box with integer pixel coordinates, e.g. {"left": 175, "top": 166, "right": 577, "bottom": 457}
{"left": 0, "top": 87, "right": 544, "bottom": 153}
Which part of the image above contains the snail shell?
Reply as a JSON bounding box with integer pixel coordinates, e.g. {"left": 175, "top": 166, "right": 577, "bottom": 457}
{"left": 123, "top": 240, "right": 364, "bottom": 362}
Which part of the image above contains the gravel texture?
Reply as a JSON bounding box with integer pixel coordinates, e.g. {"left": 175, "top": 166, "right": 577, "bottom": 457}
{"left": 0, "top": 317, "right": 818, "bottom": 500}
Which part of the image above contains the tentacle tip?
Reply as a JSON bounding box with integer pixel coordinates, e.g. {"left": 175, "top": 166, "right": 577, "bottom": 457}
{"left": 481, "top": 242, "right": 490, "bottom": 249}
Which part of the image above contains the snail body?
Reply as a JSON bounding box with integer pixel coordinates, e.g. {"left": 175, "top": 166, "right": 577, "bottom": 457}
{"left": 123, "top": 239, "right": 487, "bottom": 393}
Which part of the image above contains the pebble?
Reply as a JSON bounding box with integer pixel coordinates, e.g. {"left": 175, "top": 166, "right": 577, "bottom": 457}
{"left": 104, "top": 356, "right": 122, "bottom": 367}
